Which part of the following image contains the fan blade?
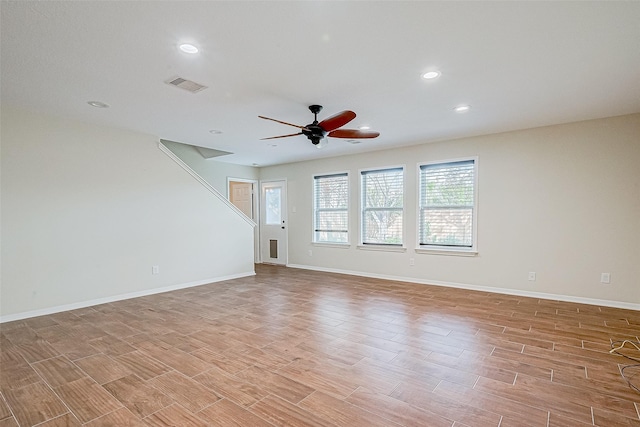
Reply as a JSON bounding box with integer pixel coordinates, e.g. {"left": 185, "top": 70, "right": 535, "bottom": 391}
{"left": 258, "top": 115, "right": 307, "bottom": 130}
{"left": 318, "top": 110, "right": 356, "bottom": 132}
{"left": 328, "top": 129, "right": 380, "bottom": 139}
{"left": 260, "top": 132, "right": 303, "bottom": 140}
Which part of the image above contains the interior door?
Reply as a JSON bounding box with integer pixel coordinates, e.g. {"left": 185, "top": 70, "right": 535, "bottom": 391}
{"left": 229, "top": 181, "right": 253, "bottom": 218}
{"left": 228, "top": 179, "right": 259, "bottom": 263}
{"left": 260, "top": 180, "right": 287, "bottom": 265}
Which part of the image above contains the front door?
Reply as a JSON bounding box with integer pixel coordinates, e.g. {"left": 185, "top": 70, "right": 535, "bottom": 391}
{"left": 260, "top": 180, "right": 287, "bottom": 265}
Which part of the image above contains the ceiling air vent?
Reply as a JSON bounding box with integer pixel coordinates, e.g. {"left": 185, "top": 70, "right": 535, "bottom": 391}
{"left": 165, "top": 76, "right": 208, "bottom": 93}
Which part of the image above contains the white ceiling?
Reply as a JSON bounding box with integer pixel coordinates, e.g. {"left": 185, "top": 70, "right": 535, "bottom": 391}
{"left": 2, "top": 1, "right": 639, "bottom": 167}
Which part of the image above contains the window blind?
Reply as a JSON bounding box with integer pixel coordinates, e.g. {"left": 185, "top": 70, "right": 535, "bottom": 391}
{"left": 361, "top": 168, "right": 404, "bottom": 245}
{"left": 419, "top": 160, "right": 475, "bottom": 247}
{"left": 313, "top": 173, "right": 348, "bottom": 243}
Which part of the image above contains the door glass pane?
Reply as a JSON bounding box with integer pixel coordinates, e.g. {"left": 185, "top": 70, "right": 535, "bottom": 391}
{"left": 265, "top": 187, "right": 281, "bottom": 225}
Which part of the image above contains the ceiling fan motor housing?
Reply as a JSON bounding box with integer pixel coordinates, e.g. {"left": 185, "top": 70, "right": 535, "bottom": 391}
{"left": 302, "top": 124, "right": 326, "bottom": 144}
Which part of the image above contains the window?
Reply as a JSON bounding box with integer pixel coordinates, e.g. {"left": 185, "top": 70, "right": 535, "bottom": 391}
{"left": 361, "top": 167, "right": 404, "bottom": 246}
{"left": 264, "top": 187, "right": 282, "bottom": 225}
{"left": 419, "top": 159, "right": 476, "bottom": 249}
{"left": 313, "top": 173, "right": 349, "bottom": 243}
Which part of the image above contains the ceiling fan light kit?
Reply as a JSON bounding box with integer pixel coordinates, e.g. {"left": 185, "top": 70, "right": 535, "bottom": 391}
{"left": 259, "top": 104, "right": 380, "bottom": 146}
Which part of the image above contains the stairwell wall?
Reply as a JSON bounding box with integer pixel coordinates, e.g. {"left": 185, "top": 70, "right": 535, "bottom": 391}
{"left": 1, "top": 108, "right": 255, "bottom": 321}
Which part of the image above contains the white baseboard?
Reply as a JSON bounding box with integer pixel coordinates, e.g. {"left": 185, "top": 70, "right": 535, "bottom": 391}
{"left": 287, "top": 264, "right": 640, "bottom": 311}
{"left": 0, "top": 271, "right": 256, "bottom": 323}
{"left": 5, "top": 265, "right": 635, "bottom": 323}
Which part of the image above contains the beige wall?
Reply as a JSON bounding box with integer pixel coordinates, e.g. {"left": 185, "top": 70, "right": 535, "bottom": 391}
{"left": 260, "top": 114, "right": 640, "bottom": 307}
{"left": 1, "top": 108, "right": 255, "bottom": 320}
{"left": 2, "top": 109, "right": 637, "bottom": 319}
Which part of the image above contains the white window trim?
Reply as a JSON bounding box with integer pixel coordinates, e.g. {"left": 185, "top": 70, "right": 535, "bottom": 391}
{"left": 357, "top": 244, "right": 407, "bottom": 253}
{"left": 415, "top": 156, "right": 479, "bottom": 256}
{"left": 312, "top": 242, "right": 351, "bottom": 249}
{"left": 359, "top": 164, "right": 406, "bottom": 248}
{"left": 415, "top": 247, "right": 477, "bottom": 256}
{"left": 312, "top": 171, "right": 350, "bottom": 245}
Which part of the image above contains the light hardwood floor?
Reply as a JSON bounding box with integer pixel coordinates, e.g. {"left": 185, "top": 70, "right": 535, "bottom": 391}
{"left": 1, "top": 264, "right": 639, "bottom": 426}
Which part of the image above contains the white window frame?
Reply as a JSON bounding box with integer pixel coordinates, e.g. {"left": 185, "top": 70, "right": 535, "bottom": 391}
{"left": 358, "top": 165, "right": 406, "bottom": 252}
{"left": 416, "top": 157, "right": 478, "bottom": 256}
{"left": 312, "top": 171, "right": 350, "bottom": 246}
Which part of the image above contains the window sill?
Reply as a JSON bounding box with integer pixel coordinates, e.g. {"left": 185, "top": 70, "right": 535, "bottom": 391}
{"left": 311, "top": 242, "right": 351, "bottom": 249}
{"left": 357, "top": 245, "right": 407, "bottom": 253}
{"left": 415, "top": 247, "right": 478, "bottom": 257}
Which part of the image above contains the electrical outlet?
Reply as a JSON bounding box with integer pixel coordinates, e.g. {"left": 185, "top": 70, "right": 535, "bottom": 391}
{"left": 409, "top": 258, "right": 415, "bottom": 266}
{"left": 528, "top": 272, "right": 536, "bottom": 281}
{"left": 308, "top": 250, "right": 312, "bottom": 257}
{"left": 152, "top": 265, "right": 159, "bottom": 275}
{"left": 601, "top": 273, "right": 611, "bottom": 284}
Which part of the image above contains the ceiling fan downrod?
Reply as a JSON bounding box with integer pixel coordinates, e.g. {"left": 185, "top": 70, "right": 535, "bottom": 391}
{"left": 305, "top": 105, "right": 325, "bottom": 144}
{"left": 308, "top": 104, "right": 323, "bottom": 123}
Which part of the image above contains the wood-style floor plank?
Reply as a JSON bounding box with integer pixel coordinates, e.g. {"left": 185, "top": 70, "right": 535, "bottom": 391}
{"left": 83, "top": 407, "right": 146, "bottom": 427}
{"left": 146, "top": 371, "right": 221, "bottom": 413}
{"left": 36, "top": 413, "right": 82, "bottom": 426}
{"left": 102, "top": 374, "right": 173, "bottom": 418}
{"left": 299, "top": 390, "right": 403, "bottom": 427}
{"left": 0, "top": 417, "right": 19, "bottom": 427}
{"left": 2, "top": 382, "right": 68, "bottom": 426}
{"left": 249, "top": 394, "right": 336, "bottom": 427}
{"left": 0, "top": 394, "right": 12, "bottom": 420}
{"left": 2, "top": 264, "right": 639, "bottom": 426}
{"left": 233, "top": 365, "right": 315, "bottom": 405}
{"left": 474, "top": 375, "right": 594, "bottom": 424}
{"left": 74, "top": 354, "right": 133, "bottom": 385}
{"left": 53, "top": 377, "right": 123, "bottom": 424}
{"left": 197, "top": 399, "right": 273, "bottom": 427}
{"left": 142, "top": 403, "right": 208, "bottom": 427}
{"left": 113, "top": 351, "right": 172, "bottom": 381}
{"left": 193, "top": 366, "right": 269, "bottom": 408}
{"left": 31, "top": 355, "right": 87, "bottom": 388}
{"left": 390, "top": 377, "right": 501, "bottom": 427}
{"left": 345, "top": 387, "right": 454, "bottom": 427}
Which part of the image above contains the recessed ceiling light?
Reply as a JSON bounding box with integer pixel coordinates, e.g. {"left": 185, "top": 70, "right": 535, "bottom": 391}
{"left": 422, "top": 70, "right": 441, "bottom": 80}
{"left": 209, "top": 129, "right": 222, "bottom": 134}
{"left": 454, "top": 105, "right": 471, "bottom": 113}
{"left": 359, "top": 125, "right": 370, "bottom": 130}
{"left": 179, "top": 43, "right": 199, "bottom": 54}
{"left": 87, "top": 101, "right": 109, "bottom": 108}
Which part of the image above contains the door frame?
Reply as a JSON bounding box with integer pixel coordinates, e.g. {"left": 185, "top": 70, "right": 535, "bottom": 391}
{"left": 227, "top": 177, "right": 260, "bottom": 263}
{"left": 259, "top": 178, "right": 288, "bottom": 265}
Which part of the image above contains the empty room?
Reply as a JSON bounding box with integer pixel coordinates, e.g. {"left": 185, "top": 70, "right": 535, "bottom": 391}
{"left": 1, "top": 1, "right": 640, "bottom": 426}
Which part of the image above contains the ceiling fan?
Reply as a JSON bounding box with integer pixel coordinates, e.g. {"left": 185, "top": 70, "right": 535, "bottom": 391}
{"left": 259, "top": 105, "right": 380, "bottom": 146}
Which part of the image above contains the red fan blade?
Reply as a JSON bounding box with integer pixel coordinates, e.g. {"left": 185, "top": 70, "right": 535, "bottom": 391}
{"left": 260, "top": 132, "right": 303, "bottom": 140}
{"left": 258, "top": 115, "right": 307, "bottom": 130}
{"left": 328, "top": 129, "right": 380, "bottom": 139}
{"left": 318, "top": 110, "right": 356, "bottom": 132}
